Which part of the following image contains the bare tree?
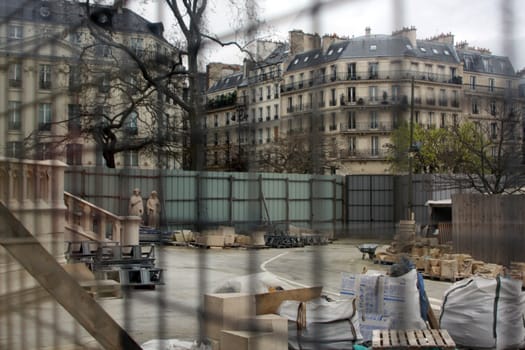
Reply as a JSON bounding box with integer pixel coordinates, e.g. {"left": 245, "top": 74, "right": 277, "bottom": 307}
{"left": 258, "top": 132, "right": 332, "bottom": 173}
{"left": 437, "top": 102, "right": 525, "bottom": 194}
{"left": 27, "top": 0, "right": 256, "bottom": 169}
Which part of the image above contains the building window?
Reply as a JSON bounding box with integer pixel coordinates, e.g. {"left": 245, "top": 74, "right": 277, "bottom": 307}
{"left": 469, "top": 76, "right": 476, "bottom": 90}
{"left": 331, "top": 65, "right": 337, "bottom": 81}
{"left": 329, "top": 89, "right": 337, "bottom": 106}
{"left": 274, "top": 84, "right": 279, "bottom": 98}
{"left": 490, "top": 122, "right": 497, "bottom": 139}
{"left": 99, "top": 73, "right": 111, "bottom": 93}
{"left": 348, "top": 87, "right": 356, "bottom": 103}
{"left": 347, "top": 63, "right": 356, "bottom": 80}
{"left": 428, "top": 112, "right": 434, "bottom": 128}
{"left": 68, "top": 65, "right": 81, "bottom": 91}
{"left": 259, "top": 87, "right": 263, "bottom": 101}
{"left": 348, "top": 111, "right": 356, "bottom": 129}
{"left": 391, "top": 85, "right": 400, "bottom": 102}
{"left": 69, "top": 31, "right": 82, "bottom": 45}
{"left": 36, "top": 143, "right": 52, "bottom": 160}
{"left": 349, "top": 137, "right": 356, "bottom": 154}
{"left": 8, "top": 101, "right": 21, "bottom": 130}
{"left": 266, "top": 106, "right": 271, "bottom": 120}
{"left": 319, "top": 90, "right": 325, "bottom": 107}
{"left": 6, "top": 141, "right": 23, "bottom": 158}
{"left": 267, "top": 86, "right": 271, "bottom": 99}
{"left": 38, "top": 103, "right": 52, "bottom": 131}
{"left": 472, "top": 98, "right": 479, "bottom": 114}
{"left": 95, "top": 44, "right": 112, "bottom": 57}
{"left": 124, "top": 150, "right": 139, "bottom": 167}
{"left": 439, "top": 89, "right": 447, "bottom": 106}
{"left": 125, "top": 111, "right": 138, "bottom": 135}
{"left": 8, "top": 25, "right": 23, "bottom": 40}
{"left": 370, "top": 111, "right": 378, "bottom": 129}
{"left": 258, "top": 129, "right": 263, "bottom": 144}
{"left": 66, "top": 143, "right": 83, "bottom": 165}
{"left": 488, "top": 78, "right": 495, "bottom": 92}
{"left": 213, "top": 114, "right": 218, "bottom": 127}
{"left": 129, "top": 37, "right": 144, "bottom": 56}
{"left": 371, "top": 136, "right": 379, "bottom": 155}
{"left": 490, "top": 101, "right": 497, "bottom": 116}
{"left": 440, "top": 113, "right": 446, "bottom": 128}
{"left": 368, "top": 62, "right": 378, "bottom": 79}
{"left": 258, "top": 107, "right": 263, "bottom": 121}
{"left": 213, "top": 133, "right": 218, "bottom": 145}
{"left": 274, "top": 104, "right": 279, "bottom": 119}
{"left": 68, "top": 104, "right": 81, "bottom": 131}
{"left": 330, "top": 113, "right": 337, "bottom": 131}
{"left": 369, "top": 86, "right": 378, "bottom": 102}
{"left": 39, "top": 64, "right": 52, "bottom": 89}
{"left": 426, "top": 87, "right": 435, "bottom": 105}
{"left": 8, "top": 63, "right": 22, "bottom": 88}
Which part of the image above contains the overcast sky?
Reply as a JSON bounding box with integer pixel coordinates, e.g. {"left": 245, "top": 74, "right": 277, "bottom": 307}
{"left": 130, "top": 0, "right": 525, "bottom": 71}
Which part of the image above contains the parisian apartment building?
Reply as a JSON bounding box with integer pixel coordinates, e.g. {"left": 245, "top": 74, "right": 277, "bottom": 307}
{"left": 0, "top": 0, "right": 183, "bottom": 169}
{"left": 205, "top": 27, "right": 525, "bottom": 175}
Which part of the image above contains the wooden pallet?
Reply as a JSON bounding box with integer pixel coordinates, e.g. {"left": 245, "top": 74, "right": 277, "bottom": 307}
{"left": 422, "top": 273, "right": 468, "bottom": 283}
{"left": 372, "top": 329, "right": 455, "bottom": 349}
{"left": 79, "top": 280, "right": 122, "bottom": 298}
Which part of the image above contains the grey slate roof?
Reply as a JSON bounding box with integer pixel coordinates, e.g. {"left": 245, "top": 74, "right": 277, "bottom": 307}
{"left": 287, "top": 34, "right": 460, "bottom": 72}
{"left": 208, "top": 72, "right": 244, "bottom": 93}
{"left": 457, "top": 49, "right": 515, "bottom": 76}
{"left": 256, "top": 43, "right": 290, "bottom": 67}
{"left": 0, "top": 0, "right": 165, "bottom": 38}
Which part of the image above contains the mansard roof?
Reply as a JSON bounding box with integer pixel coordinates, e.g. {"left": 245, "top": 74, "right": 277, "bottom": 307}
{"left": 457, "top": 49, "right": 515, "bottom": 76}
{"left": 287, "top": 34, "right": 461, "bottom": 72}
{"left": 208, "top": 72, "right": 244, "bottom": 93}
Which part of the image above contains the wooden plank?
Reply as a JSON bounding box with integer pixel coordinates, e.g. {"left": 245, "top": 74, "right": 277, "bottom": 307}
{"left": 0, "top": 203, "right": 142, "bottom": 350}
{"left": 397, "top": 330, "right": 408, "bottom": 347}
{"left": 406, "top": 330, "right": 419, "bottom": 347}
{"left": 440, "top": 329, "right": 456, "bottom": 348}
{"left": 254, "top": 286, "right": 322, "bottom": 314}
{"left": 430, "top": 329, "right": 444, "bottom": 347}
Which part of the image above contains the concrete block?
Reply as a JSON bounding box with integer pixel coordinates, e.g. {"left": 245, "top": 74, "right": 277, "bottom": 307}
{"left": 196, "top": 235, "right": 225, "bottom": 247}
{"left": 220, "top": 330, "right": 274, "bottom": 350}
{"left": 440, "top": 259, "right": 458, "bottom": 279}
{"left": 204, "top": 293, "right": 256, "bottom": 340}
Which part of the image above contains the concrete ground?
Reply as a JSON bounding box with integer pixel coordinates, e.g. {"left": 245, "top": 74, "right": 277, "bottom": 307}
{"left": 0, "top": 238, "right": 452, "bottom": 349}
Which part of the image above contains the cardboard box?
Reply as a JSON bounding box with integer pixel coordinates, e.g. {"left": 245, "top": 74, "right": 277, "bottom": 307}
{"left": 204, "top": 293, "right": 256, "bottom": 340}
{"left": 220, "top": 330, "right": 274, "bottom": 350}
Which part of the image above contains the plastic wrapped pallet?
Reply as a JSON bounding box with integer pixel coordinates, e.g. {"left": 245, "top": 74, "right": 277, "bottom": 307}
{"left": 277, "top": 297, "right": 362, "bottom": 349}
{"left": 439, "top": 276, "right": 525, "bottom": 349}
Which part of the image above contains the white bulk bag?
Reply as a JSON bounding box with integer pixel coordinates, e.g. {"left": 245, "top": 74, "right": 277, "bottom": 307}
{"left": 439, "top": 276, "right": 524, "bottom": 349}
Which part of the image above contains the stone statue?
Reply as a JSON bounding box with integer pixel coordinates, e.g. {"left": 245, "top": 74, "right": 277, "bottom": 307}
{"left": 128, "top": 188, "right": 144, "bottom": 220}
{"left": 146, "top": 190, "right": 161, "bottom": 229}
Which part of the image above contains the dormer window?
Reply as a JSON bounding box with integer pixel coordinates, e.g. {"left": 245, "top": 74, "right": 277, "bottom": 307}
{"left": 304, "top": 56, "right": 309, "bottom": 62}
{"left": 406, "top": 44, "right": 413, "bottom": 50}
{"left": 327, "top": 49, "right": 334, "bottom": 55}
{"left": 314, "top": 53, "right": 320, "bottom": 59}
{"left": 369, "top": 45, "right": 377, "bottom": 51}
{"left": 443, "top": 49, "right": 450, "bottom": 56}
{"left": 419, "top": 47, "right": 427, "bottom": 52}
{"left": 337, "top": 47, "right": 343, "bottom": 53}
{"left": 432, "top": 48, "right": 439, "bottom": 54}
{"left": 293, "top": 58, "right": 299, "bottom": 64}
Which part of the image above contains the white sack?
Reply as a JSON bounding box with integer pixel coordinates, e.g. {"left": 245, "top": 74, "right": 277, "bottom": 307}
{"left": 212, "top": 272, "right": 295, "bottom": 294}
{"left": 439, "top": 276, "right": 524, "bottom": 350}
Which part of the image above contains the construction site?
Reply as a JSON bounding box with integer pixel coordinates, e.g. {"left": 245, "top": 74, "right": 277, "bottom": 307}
{"left": 1, "top": 159, "right": 525, "bottom": 350}
{"left": 1, "top": 0, "right": 525, "bottom": 349}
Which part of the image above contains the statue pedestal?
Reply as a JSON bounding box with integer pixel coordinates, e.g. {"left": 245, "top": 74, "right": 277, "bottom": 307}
{"left": 121, "top": 216, "right": 141, "bottom": 246}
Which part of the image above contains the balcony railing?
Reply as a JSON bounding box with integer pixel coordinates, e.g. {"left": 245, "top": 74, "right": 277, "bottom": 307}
{"left": 280, "top": 71, "right": 464, "bottom": 94}
{"left": 339, "top": 148, "right": 388, "bottom": 158}
{"left": 340, "top": 121, "right": 393, "bottom": 132}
